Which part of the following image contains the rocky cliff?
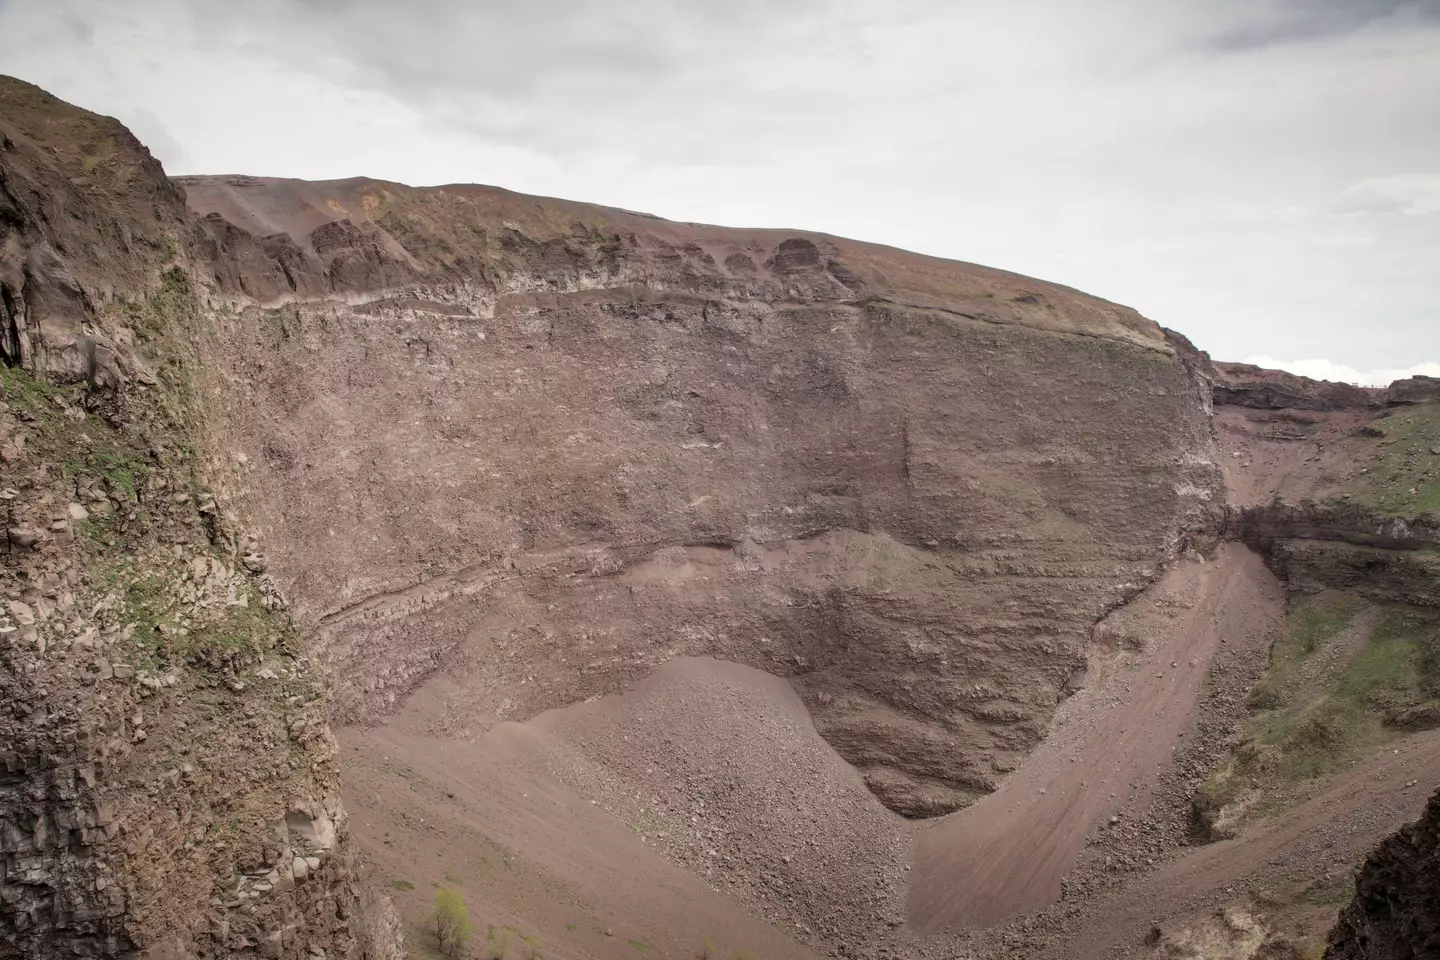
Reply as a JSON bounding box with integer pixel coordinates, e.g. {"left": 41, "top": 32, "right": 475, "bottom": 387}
{"left": 1190, "top": 362, "right": 1440, "bottom": 945}
{"left": 0, "top": 78, "right": 396, "bottom": 959}
{"left": 179, "top": 170, "right": 1225, "bottom": 818}
{"left": 1326, "top": 787, "right": 1440, "bottom": 959}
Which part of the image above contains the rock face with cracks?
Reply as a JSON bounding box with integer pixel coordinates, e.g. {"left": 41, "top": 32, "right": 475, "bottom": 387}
{"left": 180, "top": 173, "right": 1223, "bottom": 819}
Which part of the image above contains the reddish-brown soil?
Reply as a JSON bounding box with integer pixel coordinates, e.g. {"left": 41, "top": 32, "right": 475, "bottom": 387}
{"left": 908, "top": 544, "right": 1285, "bottom": 932}
{"left": 1214, "top": 405, "right": 1375, "bottom": 509}
{"left": 341, "top": 658, "right": 902, "bottom": 959}
{"left": 340, "top": 537, "right": 1437, "bottom": 960}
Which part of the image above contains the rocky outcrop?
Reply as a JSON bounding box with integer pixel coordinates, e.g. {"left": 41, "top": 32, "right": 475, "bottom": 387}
{"left": 1224, "top": 502, "right": 1440, "bottom": 552}
{"left": 1212, "top": 362, "right": 1378, "bottom": 412}
{"left": 1212, "top": 364, "right": 1440, "bottom": 412}
{"left": 1384, "top": 375, "right": 1440, "bottom": 407}
{"left": 198, "top": 212, "right": 329, "bottom": 304}
{"left": 0, "top": 76, "right": 397, "bottom": 959}
{"left": 1326, "top": 787, "right": 1440, "bottom": 959}
{"left": 1219, "top": 501, "right": 1439, "bottom": 607}
{"left": 0, "top": 78, "right": 193, "bottom": 388}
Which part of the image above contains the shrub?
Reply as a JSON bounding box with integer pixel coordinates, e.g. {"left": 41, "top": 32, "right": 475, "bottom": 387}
{"left": 434, "top": 888, "right": 475, "bottom": 957}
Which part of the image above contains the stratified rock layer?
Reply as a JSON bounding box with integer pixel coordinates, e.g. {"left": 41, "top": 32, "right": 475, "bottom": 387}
{"left": 182, "top": 174, "right": 1223, "bottom": 817}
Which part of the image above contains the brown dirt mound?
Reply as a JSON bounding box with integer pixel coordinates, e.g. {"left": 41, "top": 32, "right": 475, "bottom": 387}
{"left": 341, "top": 657, "right": 912, "bottom": 958}
{"left": 530, "top": 657, "right": 912, "bottom": 947}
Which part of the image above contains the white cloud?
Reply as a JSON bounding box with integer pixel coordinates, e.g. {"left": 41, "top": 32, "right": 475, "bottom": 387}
{"left": 0, "top": 0, "right": 1437, "bottom": 371}
{"left": 1336, "top": 173, "right": 1440, "bottom": 216}
{"left": 1242, "top": 356, "right": 1440, "bottom": 387}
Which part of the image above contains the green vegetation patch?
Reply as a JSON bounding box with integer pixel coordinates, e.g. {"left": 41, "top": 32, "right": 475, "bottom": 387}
{"left": 1245, "top": 592, "right": 1363, "bottom": 710}
{"left": 432, "top": 887, "right": 476, "bottom": 957}
{"left": 100, "top": 559, "right": 300, "bottom": 672}
{"left": 66, "top": 449, "right": 149, "bottom": 497}
{"left": 184, "top": 589, "right": 301, "bottom": 659}
{"left": 0, "top": 364, "right": 69, "bottom": 422}
{"left": 1198, "top": 592, "right": 1440, "bottom": 836}
{"left": 1257, "top": 607, "right": 1439, "bottom": 779}
{"left": 1331, "top": 402, "right": 1440, "bottom": 516}
{"left": 81, "top": 135, "right": 117, "bottom": 172}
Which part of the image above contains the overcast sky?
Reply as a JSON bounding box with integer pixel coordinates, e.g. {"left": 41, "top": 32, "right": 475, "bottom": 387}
{"left": 2, "top": 0, "right": 1437, "bottom": 384}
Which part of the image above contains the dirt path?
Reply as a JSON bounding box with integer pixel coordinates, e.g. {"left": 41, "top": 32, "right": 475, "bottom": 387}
{"left": 1045, "top": 729, "right": 1440, "bottom": 958}
{"left": 906, "top": 544, "right": 1285, "bottom": 932}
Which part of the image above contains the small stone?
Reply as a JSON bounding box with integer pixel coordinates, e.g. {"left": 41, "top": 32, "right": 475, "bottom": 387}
{"left": 112, "top": 663, "right": 135, "bottom": 680}
{"left": 7, "top": 526, "right": 41, "bottom": 548}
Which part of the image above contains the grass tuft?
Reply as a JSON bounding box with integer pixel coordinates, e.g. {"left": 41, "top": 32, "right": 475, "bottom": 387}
{"left": 1328, "top": 402, "right": 1440, "bottom": 516}
{"left": 1197, "top": 592, "right": 1440, "bottom": 836}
